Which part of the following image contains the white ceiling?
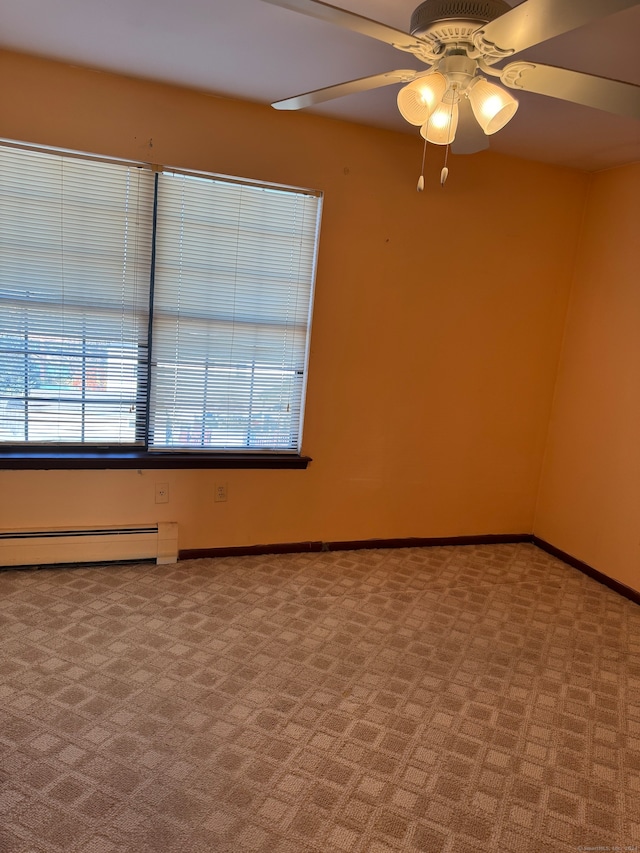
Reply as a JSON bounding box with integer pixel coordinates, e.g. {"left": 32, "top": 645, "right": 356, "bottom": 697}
{"left": 1, "top": 0, "right": 639, "bottom": 171}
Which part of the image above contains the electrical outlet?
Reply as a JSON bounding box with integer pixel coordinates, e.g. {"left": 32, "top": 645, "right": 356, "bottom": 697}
{"left": 155, "top": 482, "right": 169, "bottom": 504}
{"left": 215, "top": 482, "right": 228, "bottom": 503}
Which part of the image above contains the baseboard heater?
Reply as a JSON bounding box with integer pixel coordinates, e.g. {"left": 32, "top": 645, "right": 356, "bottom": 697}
{"left": 0, "top": 523, "right": 178, "bottom": 567}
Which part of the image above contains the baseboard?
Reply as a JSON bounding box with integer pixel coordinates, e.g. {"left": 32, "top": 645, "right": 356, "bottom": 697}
{"left": 321, "top": 533, "right": 532, "bottom": 551}
{"left": 180, "top": 533, "right": 639, "bottom": 607}
{"left": 180, "top": 541, "right": 324, "bottom": 560}
{"left": 532, "top": 536, "right": 640, "bottom": 606}
{"left": 179, "top": 533, "right": 531, "bottom": 561}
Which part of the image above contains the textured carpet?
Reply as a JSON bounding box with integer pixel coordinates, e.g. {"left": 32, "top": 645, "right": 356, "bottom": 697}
{"left": 0, "top": 543, "right": 639, "bottom": 852}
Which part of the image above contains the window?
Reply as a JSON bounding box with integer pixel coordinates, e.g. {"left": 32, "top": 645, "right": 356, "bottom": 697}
{"left": 0, "top": 143, "right": 322, "bottom": 466}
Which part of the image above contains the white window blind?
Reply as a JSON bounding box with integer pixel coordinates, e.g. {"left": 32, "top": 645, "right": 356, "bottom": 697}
{"left": 150, "top": 172, "right": 321, "bottom": 451}
{"left": 0, "top": 146, "right": 154, "bottom": 445}
{"left": 0, "top": 142, "right": 321, "bottom": 457}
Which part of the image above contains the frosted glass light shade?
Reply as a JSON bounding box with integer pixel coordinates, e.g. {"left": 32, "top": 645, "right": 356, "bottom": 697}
{"left": 397, "top": 73, "right": 447, "bottom": 126}
{"left": 468, "top": 79, "right": 518, "bottom": 135}
{"left": 420, "top": 101, "right": 459, "bottom": 145}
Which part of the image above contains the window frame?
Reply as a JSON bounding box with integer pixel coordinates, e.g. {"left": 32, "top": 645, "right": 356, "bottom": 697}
{"left": 0, "top": 141, "right": 320, "bottom": 470}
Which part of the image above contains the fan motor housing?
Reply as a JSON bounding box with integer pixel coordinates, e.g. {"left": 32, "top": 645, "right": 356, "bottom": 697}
{"left": 410, "top": 0, "right": 511, "bottom": 41}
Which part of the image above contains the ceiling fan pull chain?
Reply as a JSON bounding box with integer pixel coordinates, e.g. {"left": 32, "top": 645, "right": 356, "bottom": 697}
{"left": 440, "top": 90, "right": 455, "bottom": 187}
{"left": 441, "top": 142, "right": 450, "bottom": 186}
{"left": 417, "top": 135, "right": 428, "bottom": 191}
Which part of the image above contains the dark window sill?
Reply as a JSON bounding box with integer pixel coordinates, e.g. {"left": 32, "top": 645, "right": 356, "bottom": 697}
{"left": 0, "top": 451, "right": 311, "bottom": 470}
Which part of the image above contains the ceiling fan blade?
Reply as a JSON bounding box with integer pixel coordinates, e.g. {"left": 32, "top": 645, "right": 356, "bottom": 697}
{"left": 451, "top": 97, "right": 489, "bottom": 154}
{"left": 259, "top": 0, "right": 425, "bottom": 52}
{"left": 501, "top": 62, "right": 640, "bottom": 120}
{"left": 474, "top": 0, "right": 640, "bottom": 58}
{"left": 271, "top": 70, "right": 422, "bottom": 110}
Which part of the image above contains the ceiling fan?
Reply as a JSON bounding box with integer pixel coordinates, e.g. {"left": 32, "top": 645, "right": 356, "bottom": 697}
{"left": 259, "top": 0, "right": 640, "bottom": 168}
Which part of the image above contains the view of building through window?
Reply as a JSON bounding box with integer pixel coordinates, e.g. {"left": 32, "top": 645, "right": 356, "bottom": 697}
{"left": 0, "top": 334, "right": 139, "bottom": 443}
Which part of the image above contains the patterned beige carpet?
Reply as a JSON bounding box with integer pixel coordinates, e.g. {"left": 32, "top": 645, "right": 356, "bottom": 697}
{"left": 0, "top": 543, "right": 639, "bottom": 853}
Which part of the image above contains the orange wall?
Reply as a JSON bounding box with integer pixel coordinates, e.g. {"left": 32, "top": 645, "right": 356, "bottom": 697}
{"left": 0, "top": 49, "right": 587, "bottom": 549}
{"left": 535, "top": 163, "right": 640, "bottom": 592}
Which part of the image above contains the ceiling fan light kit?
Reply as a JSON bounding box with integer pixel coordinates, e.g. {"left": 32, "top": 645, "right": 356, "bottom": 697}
{"left": 420, "top": 97, "right": 459, "bottom": 144}
{"left": 467, "top": 76, "right": 519, "bottom": 134}
{"left": 261, "top": 0, "right": 640, "bottom": 184}
{"left": 396, "top": 51, "right": 519, "bottom": 146}
{"left": 396, "top": 71, "right": 447, "bottom": 125}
